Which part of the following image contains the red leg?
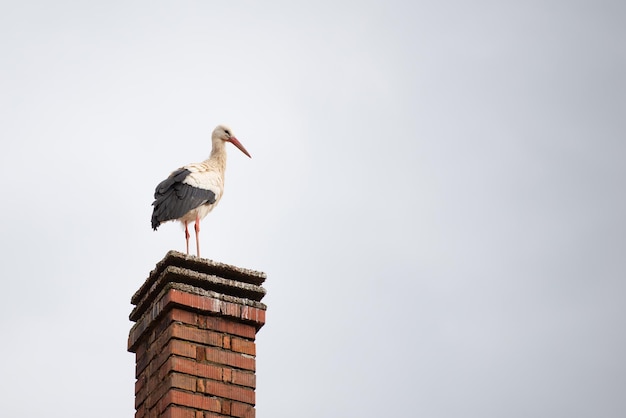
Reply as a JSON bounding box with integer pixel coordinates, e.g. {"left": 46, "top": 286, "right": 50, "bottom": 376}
{"left": 194, "top": 215, "right": 201, "bottom": 257}
{"left": 184, "top": 221, "right": 190, "bottom": 255}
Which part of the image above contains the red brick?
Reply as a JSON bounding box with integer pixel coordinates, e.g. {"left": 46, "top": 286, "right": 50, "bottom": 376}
{"left": 196, "top": 345, "right": 206, "bottom": 362}
{"left": 231, "top": 337, "right": 256, "bottom": 356}
{"left": 147, "top": 371, "right": 195, "bottom": 410}
{"left": 221, "top": 400, "right": 232, "bottom": 415}
{"left": 140, "top": 331, "right": 168, "bottom": 374}
{"left": 161, "top": 405, "right": 196, "bottom": 418}
{"left": 135, "top": 341, "right": 148, "bottom": 360}
{"left": 197, "top": 315, "right": 206, "bottom": 329}
{"left": 158, "top": 389, "right": 221, "bottom": 414}
{"left": 168, "top": 308, "right": 199, "bottom": 327}
{"left": 140, "top": 324, "right": 182, "bottom": 376}
{"left": 135, "top": 373, "right": 146, "bottom": 395}
{"left": 144, "top": 372, "right": 195, "bottom": 409}
{"left": 131, "top": 285, "right": 261, "bottom": 353}
{"left": 136, "top": 351, "right": 150, "bottom": 378}
{"left": 220, "top": 300, "right": 242, "bottom": 317}
{"left": 154, "top": 313, "right": 175, "bottom": 342}
{"left": 135, "top": 383, "right": 147, "bottom": 409}
{"left": 169, "top": 323, "right": 223, "bottom": 347}
{"left": 148, "top": 338, "right": 195, "bottom": 379}
{"left": 128, "top": 321, "right": 146, "bottom": 353}
{"left": 240, "top": 305, "right": 266, "bottom": 326}
{"left": 145, "top": 378, "right": 171, "bottom": 410}
{"left": 205, "top": 347, "right": 255, "bottom": 371}
{"left": 198, "top": 379, "right": 255, "bottom": 404}
{"left": 223, "top": 335, "right": 231, "bottom": 350}
{"left": 135, "top": 370, "right": 158, "bottom": 408}
{"left": 148, "top": 407, "right": 159, "bottom": 418}
{"left": 161, "top": 356, "right": 222, "bottom": 381}
{"left": 204, "top": 317, "right": 256, "bottom": 339}
{"left": 231, "top": 401, "right": 255, "bottom": 418}
{"left": 135, "top": 402, "right": 146, "bottom": 418}
{"left": 169, "top": 338, "right": 198, "bottom": 358}
{"left": 146, "top": 328, "right": 157, "bottom": 346}
{"left": 144, "top": 364, "right": 164, "bottom": 399}
{"left": 152, "top": 324, "right": 200, "bottom": 360}
{"left": 157, "top": 294, "right": 264, "bottom": 327}
{"left": 168, "top": 290, "right": 222, "bottom": 315}
{"left": 203, "top": 413, "right": 224, "bottom": 418}
{"left": 139, "top": 364, "right": 173, "bottom": 408}
{"left": 222, "top": 368, "right": 232, "bottom": 383}
{"left": 231, "top": 370, "right": 256, "bottom": 388}
{"left": 170, "top": 372, "right": 197, "bottom": 392}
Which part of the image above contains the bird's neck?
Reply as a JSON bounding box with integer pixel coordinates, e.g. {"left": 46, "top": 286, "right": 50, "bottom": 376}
{"left": 207, "top": 142, "right": 227, "bottom": 170}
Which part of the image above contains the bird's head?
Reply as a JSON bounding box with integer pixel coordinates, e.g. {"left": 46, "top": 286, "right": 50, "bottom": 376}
{"left": 213, "top": 125, "right": 252, "bottom": 158}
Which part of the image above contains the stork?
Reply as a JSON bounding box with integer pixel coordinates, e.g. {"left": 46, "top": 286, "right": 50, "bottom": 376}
{"left": 151, "top": 125, "right": 251, "bottom": 257}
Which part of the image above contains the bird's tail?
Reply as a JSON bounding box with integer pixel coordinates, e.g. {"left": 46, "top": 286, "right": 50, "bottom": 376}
{"left": 151, "top": 212, "right": 160, "bottom": 230}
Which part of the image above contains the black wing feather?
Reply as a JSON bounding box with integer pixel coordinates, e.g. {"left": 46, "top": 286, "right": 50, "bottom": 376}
{"left": 151, "top": 168, "right": 216, "bottom": 230}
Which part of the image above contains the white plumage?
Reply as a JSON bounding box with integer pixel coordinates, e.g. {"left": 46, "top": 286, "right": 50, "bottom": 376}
{"left": 151, "top": 125, "right": 251, "bottom": 257}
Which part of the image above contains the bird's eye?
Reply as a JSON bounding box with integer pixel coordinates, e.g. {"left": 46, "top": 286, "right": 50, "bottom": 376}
{"left": 224, "top": 129, "right": 231, "bottom": 136}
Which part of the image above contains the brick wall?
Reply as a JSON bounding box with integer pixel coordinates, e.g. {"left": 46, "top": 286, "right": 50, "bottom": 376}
{"left": 128, "top": 251, "right": 267, "bottom": 418}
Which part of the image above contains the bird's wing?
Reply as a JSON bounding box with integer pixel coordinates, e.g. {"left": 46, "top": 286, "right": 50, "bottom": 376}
{"left": 151, "top": 167, "right": 217, "bottom": 230}
{"left": 181, "top": 164, "right": 223, "bottom": 192}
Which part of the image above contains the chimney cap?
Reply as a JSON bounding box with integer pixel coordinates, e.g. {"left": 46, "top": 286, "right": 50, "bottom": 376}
{"left": 129, "top": 251, "right": 267, "bottom": 322}
{"left": 132, "top": 250, "right": 266, "bottom": 304}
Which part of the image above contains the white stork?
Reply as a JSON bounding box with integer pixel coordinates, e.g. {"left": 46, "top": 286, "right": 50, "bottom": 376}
{"left": 151, "top": 125, "right": 251, "bottom": 257}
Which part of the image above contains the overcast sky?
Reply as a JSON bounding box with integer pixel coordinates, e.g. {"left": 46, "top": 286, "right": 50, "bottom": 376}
{"left": 1, "top": 1, "right": 625, "bottom": 417}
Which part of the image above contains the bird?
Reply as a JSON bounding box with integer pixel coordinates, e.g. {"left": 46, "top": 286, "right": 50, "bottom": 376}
{"left": 151, "top": 125, "right": 251, "bottom": 257}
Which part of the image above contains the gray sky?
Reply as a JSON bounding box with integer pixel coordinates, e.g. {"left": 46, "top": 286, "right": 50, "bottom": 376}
{"left": 1, "top": 1, "right": 625, "bottom": 417}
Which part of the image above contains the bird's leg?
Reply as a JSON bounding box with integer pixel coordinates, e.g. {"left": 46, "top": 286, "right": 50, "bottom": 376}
{"left": 184, "top": 221, "right": 190, "bottom": 255}
{"left": 195, "top": 215, "right": 201, "bottom": 258}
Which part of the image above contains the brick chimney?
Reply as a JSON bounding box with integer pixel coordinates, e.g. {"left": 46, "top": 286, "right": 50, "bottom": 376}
{"left": 128, "top": 251, "right": 267, "bottom": 418}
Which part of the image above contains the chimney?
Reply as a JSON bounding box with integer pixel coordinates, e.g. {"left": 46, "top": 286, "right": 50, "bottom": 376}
{"left": 128, "top": 251, "right": 267, "bottom": 418}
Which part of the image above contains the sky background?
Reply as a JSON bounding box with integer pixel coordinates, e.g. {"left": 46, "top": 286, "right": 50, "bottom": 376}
{"left": 1, "top": 1, "right": 625, "bottom": 417}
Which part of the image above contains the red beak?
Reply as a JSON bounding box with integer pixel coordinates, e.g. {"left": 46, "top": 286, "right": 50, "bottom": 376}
{"left": 229, "top": 137, "right": 252, "bottom": 158}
